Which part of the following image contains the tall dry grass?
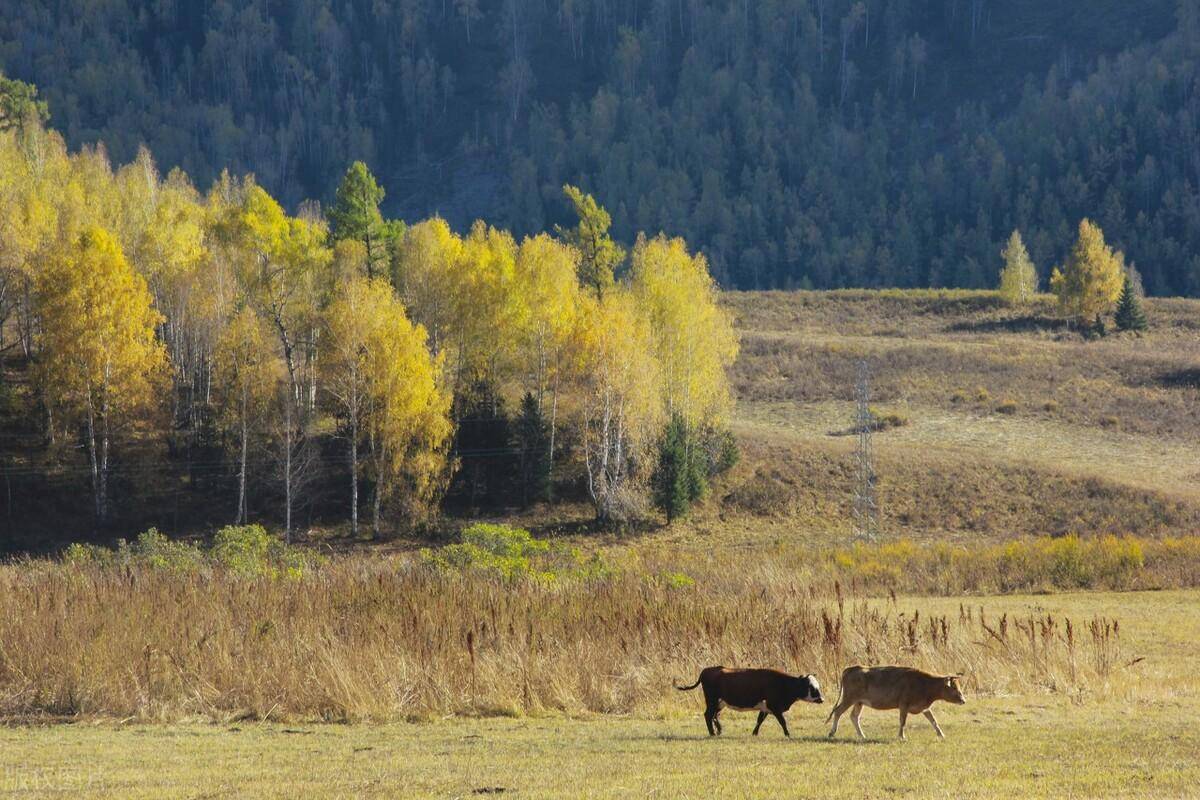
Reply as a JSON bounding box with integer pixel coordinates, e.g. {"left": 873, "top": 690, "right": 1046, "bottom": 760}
{"left": 0, "top": 555, "right": 1131, "bottom": 723}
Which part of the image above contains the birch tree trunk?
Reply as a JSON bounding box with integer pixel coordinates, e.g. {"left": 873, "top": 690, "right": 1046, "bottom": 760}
{"left": 236, "top": 383, "right": 248, "bottom": 524}
{"left": 349, "top": 408, "right": 359, "bottom": 537}
{"left": 86, "top": 394, "right": 102, "bottom": 521}
{"left": 283, "top": 396, "right": 293, "bottom": 543}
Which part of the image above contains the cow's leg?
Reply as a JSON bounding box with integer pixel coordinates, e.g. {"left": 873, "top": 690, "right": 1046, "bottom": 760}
{"left": 923, "top": 709, "right": 945, "bottom": 738}
{"left": 753, "top": 711, "right": 768, "bottom": 735}
{"left": 898, "top": 709, "right": 908, "bottom": 740}
{"left": 827, "top": 700, "right": 853, "bottom": 738}
{"left": 772, "top": 711, "right": 790, "bottom": 737}
{"left": 850, "top": 704, "right": 866, "bottom": 739}
{"left": 704, "top": 705, "right": 717, "bottom": 736}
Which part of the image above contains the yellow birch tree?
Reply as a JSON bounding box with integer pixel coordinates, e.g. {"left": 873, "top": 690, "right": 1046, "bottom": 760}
{"left": 513, "top": 234, "right": 584, "bottom": 493}
{"left": 998, "top": 229, "right": 1038, "bottom": 306}
{"left": 1050, "top": 219, "right": 1125, "bottom": 321}
{"left": 219, "top": 183, "right": 332, "bottom": 537}
{"left": 212, "top": 307, "right": 282, "bottom": 524}
{"left": 323, "top": 277, "right": 452, "bottom": 534}
{"left": 391, "top": 216, "right": 463, "bottom": 356}
{"left": 629, "top": 233, "right": 738, "bottom": 430}
{"left": 575, "top": 289, "right": 663, "bottom": 521}
{"left": 35, "top": 226, "right": 167, "bottom": 521}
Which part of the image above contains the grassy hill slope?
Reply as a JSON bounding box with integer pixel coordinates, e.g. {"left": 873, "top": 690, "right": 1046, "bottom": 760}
{"left": 652, "top": 289, "right": 1200, "bottom": 552}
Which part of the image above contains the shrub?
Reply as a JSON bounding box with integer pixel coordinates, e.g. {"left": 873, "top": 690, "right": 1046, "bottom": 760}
{"left": 974, "top": 387, "right": 991, "bottom": 403}
{"left": 421, "top": 523, "right": 622, "bottom": 582}
{"left": 422, "top": 523, "right": 554, "bottom": 581}
{"left": 210, "top": 525, "right": 322, "bottom": 578}
{"left": 62, "top": 542, "right": 115, "bottom": 567}
{"left": 1043, "top": 400, "right": 1060, "bottom": 413}
{"left": 211, "top": 524, "right": 275, "bottom": 576}
{"left": 659, "top": 571, "right": 695, "bottom": 589}
{"left": 996, "top": 400, "right": 1018, "bottom": 414}
{"left": 868, "top": 407, "right": 909, "bottom": 430}
{"left": 1091, "top": 535, "right": 1144, "bottom": 588}
{"left": 59, "top": 525, "right": 322, "bottom": 578}
{"left": 130, "top": 528, "right": 205, "bottom": 573}
{"left": 1099, "top": 415, "right": 1119, "bottom": 428}
{"left": 950, "top": 390, "right": 968, "bottom": 404}
{"left": 462, "top": 523, "right": 548, "bottom": 557}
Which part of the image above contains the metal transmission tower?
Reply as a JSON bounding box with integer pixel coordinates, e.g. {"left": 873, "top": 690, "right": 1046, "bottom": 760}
{"left": 852, "top": 359, "right": 879, "bottom": 541}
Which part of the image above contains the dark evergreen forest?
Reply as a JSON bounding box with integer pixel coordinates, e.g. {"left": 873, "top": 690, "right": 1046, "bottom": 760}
{"left": 2, "top": 0, "right": 1198, "bottom": 293}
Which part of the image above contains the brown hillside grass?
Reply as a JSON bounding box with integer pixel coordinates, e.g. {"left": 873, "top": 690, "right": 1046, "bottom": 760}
{"left": 700, "top": 428, "right": 1200, "bottom": 543}
{"left": 732, "top": 327, "right": 1200, "bottom": 442}
{"left": 697, "top": 289, "right": 1200, "bottom": 544}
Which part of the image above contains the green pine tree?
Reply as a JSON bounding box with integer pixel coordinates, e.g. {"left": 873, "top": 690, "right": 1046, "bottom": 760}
{"left": 513, "top": 392, "right": 551, "bottom": 507}
{"left": 555, "top": 184, "right": 625, "bottom": 297}
{"left": 653, "top": 414, "right": 707, "bottom": 522}
{"left": 1114, "top": 272, "right": 1148, "bottom": 332}
{"left": 0, "top": 72, "right": 49, "bottom": 133}
{"left": 329, "top": 161, "right": 391, "bottom": 279}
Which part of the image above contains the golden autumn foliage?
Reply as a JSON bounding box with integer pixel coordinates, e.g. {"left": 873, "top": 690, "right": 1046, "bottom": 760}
{"left": 998, "top": 229, "right": 1038, "bottom": 306}
{"left": 452, "top": 221, "right": 524, "bottom": 386}
{"left": 2, "top": 109, "right": 736, "bottom": 529}
{"left": 212, "top": 307, "right": 283, "bottom": 524}
{"left": 1050, "top": 219, "right": 1125, "bottom": 320}
{"left": 0, "top": 127, "right": 59, "bottom": 282}
{"left": 575, "top": 289, "right": 664, "bottom": 520}
{"left": 391, "top": 216, "right": 464, "bottom": 356}
{"left": 35, "top": 226, "right": 167, "bottom": 419}
{"left": 323, "top": 277, "right": 453, "bottom": 530}
{"left": 630, "top": 234, "right": 739, "bottom": 429}
{"left": 34, "top": 226, "right": 168, "bottom": 519}
{"left": 513, "top": 233, "right": 583, "bottom": 402}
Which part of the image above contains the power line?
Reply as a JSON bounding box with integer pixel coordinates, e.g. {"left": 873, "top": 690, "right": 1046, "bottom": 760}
{"left": 851, "top": 358, "right": 879, "bottom": 542}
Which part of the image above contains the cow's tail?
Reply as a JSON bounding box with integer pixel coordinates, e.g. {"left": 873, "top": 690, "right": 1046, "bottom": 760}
{"left": 674, "top": 675, "right": 703, "bottom": 691}
{"left": 824, "top": 676, "right": 847, "bottom": 722}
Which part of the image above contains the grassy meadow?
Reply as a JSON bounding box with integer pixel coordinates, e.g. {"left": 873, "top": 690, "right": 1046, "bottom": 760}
{"left": 4, "top": 289, "right": 1200, "bottom": 797}
{"left": 4, "top": 696, "right": 1199, "bottom": 798}
{"left": 3, "top": 589, "right": 1198, "bottom": 798}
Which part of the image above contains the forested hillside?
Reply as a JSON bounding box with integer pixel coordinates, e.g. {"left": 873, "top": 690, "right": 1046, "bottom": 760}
{"left": 2, "top": 1, "right": 1198, "bottom": 292}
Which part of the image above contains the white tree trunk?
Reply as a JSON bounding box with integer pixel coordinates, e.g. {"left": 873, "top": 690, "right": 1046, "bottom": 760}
{"left": 236, "top": 384, "right": 248, "bottom": 524}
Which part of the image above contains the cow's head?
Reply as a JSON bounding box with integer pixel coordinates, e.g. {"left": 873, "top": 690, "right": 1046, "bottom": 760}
{"left": 942, "top": 676, "right": 966, "bottom": 704}
{"left": 799, "top": 674, "right": 824, "bottom": 704}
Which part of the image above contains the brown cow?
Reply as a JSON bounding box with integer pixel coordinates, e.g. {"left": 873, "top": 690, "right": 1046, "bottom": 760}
{"left": 675, "top": 666, "right": 824, "bottom": 737}
{"left": 826, "top": 665, "right": 965, "bottom": 740}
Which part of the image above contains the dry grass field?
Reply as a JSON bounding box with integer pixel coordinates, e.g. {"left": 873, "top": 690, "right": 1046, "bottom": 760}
{"left": 3, "top": 289, "right": 1200, "bottom": 798}
{"left": 3, "top": 589, "right": 1198, "bottom": 798}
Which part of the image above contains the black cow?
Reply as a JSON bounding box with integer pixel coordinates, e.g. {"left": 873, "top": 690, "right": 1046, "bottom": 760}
{"left": 675, "top": 666, "right": 824, "bottom": 736}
